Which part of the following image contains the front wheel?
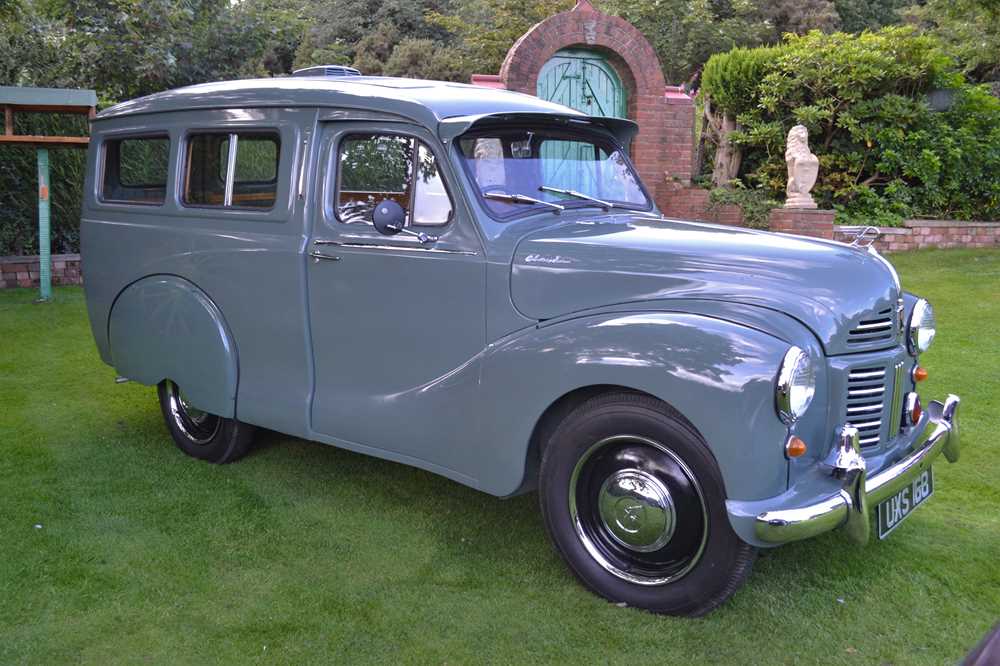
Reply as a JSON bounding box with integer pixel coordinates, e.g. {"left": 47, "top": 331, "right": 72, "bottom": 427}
{"left": 539, "top": 391, "right": 755, "bottom": 616}
{"left": 157, "top": 380, "right": 255, "bottom": 464}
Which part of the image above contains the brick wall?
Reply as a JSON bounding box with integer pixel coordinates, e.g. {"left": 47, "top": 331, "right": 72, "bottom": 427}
{"left": 769, "top": 208, "right": 836, "bottom": 240}
{"left": 661, "top": 186, "right": 744, "bottom": 226}
{"left": 834, "top": 220, "right": 1000, "bottom": 252}
{"left": 0, "top": 254, "right": 81, "bottom": 288}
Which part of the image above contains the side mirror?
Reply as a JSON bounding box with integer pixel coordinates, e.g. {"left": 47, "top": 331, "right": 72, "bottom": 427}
{"left": 372, "top": 199, "right": 406, "bottom": 236}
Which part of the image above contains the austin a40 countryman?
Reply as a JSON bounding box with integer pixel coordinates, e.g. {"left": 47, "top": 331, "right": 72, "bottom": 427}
{"left": 81, "top": 75, "right": 962, "bottom": 616}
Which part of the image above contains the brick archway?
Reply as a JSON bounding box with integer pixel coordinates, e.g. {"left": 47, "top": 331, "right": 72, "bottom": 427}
{"left": 486, "top": 0, "right": 692, "bottom": 203}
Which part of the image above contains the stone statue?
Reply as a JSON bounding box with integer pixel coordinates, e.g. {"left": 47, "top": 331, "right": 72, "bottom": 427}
{"left": 784, "top": 125, "right": 819, "bottom": 209}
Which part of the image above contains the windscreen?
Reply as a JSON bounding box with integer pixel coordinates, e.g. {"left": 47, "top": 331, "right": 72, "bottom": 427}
{"left": 457, "top": 128, "right": 650, "bottom": 218}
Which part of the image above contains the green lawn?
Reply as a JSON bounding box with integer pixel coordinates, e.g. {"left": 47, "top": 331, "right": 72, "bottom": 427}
{"left": 2, "top": 248, "right": 998, "bottom": 664}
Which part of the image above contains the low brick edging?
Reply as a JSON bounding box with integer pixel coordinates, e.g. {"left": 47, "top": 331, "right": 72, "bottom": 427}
{"left": 835, "top": 220, "right": 1000, "bottom": 253}
{"left": 0, "top": 254, "right": 82, "bottom": 288}
{"left": 660, "top": 187, "right": 837, "bottom": 238}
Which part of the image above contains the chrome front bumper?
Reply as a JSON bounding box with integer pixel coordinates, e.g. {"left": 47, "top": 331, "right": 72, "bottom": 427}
{"left": 755, "top": 394, "right": 961, "bottom": 544}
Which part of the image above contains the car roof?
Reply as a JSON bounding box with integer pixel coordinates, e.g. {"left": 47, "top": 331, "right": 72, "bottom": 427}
{"left": 95, "top": 76, "right": 586, "bottom": 125}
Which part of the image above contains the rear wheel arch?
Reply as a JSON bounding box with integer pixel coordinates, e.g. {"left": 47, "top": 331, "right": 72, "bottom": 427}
{"left": 108, "top": 275, "right": 239, "bottom": 418}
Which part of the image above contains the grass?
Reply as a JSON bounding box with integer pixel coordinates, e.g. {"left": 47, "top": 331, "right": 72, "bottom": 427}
{"left": 1, "top": 248, "right": 998, "bottom": 664}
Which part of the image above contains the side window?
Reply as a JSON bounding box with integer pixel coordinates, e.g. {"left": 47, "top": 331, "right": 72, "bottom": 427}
{"left": 101, "top": 136, "right": 170, "bottom": 204}
{"left": 184, "top": 131, "right": 280, "bottom": 209}
{"left": 336, "top": 134, "right": 452, "bottom": 226}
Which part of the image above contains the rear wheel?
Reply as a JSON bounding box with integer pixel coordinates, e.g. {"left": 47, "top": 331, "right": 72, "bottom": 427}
{"left": 157, "top": 380, "right": 255, "bottom": 464}
{"left": 539, "top": 391, "right": 755, "bottom": 616}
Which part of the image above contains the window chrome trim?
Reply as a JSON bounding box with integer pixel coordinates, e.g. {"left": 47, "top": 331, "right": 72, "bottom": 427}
{"left": 222, "top": 133, "right": 238, "bottom": 207}
{"left": 313, "top": 239, "right": 477, "bottom": 256}
{"left": 331, "top": 131, "right": 456, "bottom": 228}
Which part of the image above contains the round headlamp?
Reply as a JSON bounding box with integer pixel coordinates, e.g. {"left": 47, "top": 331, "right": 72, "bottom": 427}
{"left": 775, "top": 346, "right": 816, "bottom": 424}
{"left": 907, "top": 299, "right": 936, "bottom": 355}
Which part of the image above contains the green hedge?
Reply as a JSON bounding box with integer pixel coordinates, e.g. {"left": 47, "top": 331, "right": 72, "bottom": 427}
{"left": 702, "top": 27, "right": 1000, "bottom": 225}
{"left": 0, "top": 114, "right": 87, "bottom": 256}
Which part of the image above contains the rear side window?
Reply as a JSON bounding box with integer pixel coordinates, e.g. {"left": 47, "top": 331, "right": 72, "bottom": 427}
{"left": 184, "top": 132, "right": 280, "bottom": 209}
{"left": 101, "top": 136, "right": 170, "bottom": 205}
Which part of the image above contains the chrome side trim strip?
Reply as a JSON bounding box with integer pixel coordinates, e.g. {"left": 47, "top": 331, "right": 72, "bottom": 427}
{"left": 849, "top": 386, "right": 885, "bottom": 397}
{"left": 847, "top": 403, "right": 883, "bottom": 414}
{"left": 849, "top": 370, "right": 886, "bottom": 380}
{"left": 852, "top": 321, "right": 893, "bottom": 331}
{"left": 313, "top": 239, "right": 477, "bottom": 256}
{"left": 888, "top": 361, "right": 906, "bottom": 436}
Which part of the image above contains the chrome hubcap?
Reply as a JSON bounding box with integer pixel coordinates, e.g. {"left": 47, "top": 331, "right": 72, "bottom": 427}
{"left": 569, "top": 435, "right": 707, "bottom": 586}
{"left": 598, "top": 469, "right": 675, "bottom": 553}
{"left": 166, "top": 381, "right": 221, "bottom": 445}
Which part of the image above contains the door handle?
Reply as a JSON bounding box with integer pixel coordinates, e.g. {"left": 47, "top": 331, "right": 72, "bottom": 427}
{"left": 309, "top": 251, "right": 341, "bottom": 262}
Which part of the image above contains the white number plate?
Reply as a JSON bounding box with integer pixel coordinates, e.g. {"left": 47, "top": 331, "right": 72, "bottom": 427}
{"left": 877, "top": 468, "right": 934, "bottom": 539}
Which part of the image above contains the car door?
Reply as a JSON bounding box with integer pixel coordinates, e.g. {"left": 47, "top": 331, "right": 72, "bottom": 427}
{"left": 306, "top": 121, "right": 488, "bottom": 483}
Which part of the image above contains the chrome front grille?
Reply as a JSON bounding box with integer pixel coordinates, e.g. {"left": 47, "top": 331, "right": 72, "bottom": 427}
{"left": 846, "top": 307, "right": 895, "bottom": 346}
{"left": 845, "top": 360, "right": 905, "bottom": 448}
{"left": 846, "top": 366, "right": 887, "bottom": 446}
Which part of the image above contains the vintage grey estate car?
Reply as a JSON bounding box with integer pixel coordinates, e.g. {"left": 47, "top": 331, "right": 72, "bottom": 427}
{"left": 81, "top": 76, "right": 962, "bottom": 616}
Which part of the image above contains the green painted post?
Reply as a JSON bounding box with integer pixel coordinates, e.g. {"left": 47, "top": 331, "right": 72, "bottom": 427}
{"left": 37, "top": 147, "right": 51, "bottom": 301}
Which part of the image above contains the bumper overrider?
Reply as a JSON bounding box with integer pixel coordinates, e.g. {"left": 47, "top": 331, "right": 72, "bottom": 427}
{"left": 755, "top": 394, "right": 961, "bottom": 544}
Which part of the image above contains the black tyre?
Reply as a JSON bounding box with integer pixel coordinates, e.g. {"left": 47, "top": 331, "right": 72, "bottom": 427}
{"left": 157, "top": 380, "right": 255, "bottom": 464}
{"left": 539, "top": 391, "right": 755, "bottom": 616}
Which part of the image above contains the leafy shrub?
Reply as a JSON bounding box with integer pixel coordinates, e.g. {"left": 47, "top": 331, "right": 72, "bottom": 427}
{"left": 709, "top": 181, "right": 779, "bottom": 229}
{"left": 703, "top": 27, "right": 1000, "bottom": 223}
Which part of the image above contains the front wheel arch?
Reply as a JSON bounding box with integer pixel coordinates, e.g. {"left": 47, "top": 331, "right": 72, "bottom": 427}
{"left": 518, "top": 385, "right": 707, "bottom": 495}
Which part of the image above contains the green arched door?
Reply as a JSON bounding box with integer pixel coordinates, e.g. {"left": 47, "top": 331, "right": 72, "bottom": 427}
{"left": 537, "top": 49, "right": 627, "bottom": 118}
{"left": 536, "top": 50, "right": 627, "bottom": 191}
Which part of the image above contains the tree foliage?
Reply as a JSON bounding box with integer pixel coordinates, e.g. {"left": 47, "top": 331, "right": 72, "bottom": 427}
{"left": 833, "top": 0, "right": 906, "bottom": 33}
{"left": 426, "top": 0, "right": 573, "bottom": 76}
{"left": 904, "top": 0, "right": 1000, "bottom": 84}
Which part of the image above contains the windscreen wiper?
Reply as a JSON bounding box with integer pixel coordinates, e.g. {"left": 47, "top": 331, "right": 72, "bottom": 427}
{"left": 539, "top": 185, "right": 614, "bottom": 211}
{"left": 483, "top": 191, "right": 564, "bottom": 213}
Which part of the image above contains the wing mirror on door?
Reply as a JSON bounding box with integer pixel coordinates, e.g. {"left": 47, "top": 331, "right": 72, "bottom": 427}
{"left": 371, "top": 199, "right": 438, "bottom": 244}
{"left": 372, "top": 199, "right": 406, "bottom": 236}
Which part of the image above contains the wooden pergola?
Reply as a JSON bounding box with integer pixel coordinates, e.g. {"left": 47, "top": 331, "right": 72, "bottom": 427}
{"left": 0, "top": 86, "right": 97, "bottom": 301}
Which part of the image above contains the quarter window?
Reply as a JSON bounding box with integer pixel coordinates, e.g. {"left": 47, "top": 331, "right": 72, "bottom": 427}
{"left": 336, "top": 134, "right": 451, "bottom": 226}
{"left": 101, "top": 136, "right": 170, "bottom": 204}
{"left": 184, "top": 132, "right": 280, "bottom": 209}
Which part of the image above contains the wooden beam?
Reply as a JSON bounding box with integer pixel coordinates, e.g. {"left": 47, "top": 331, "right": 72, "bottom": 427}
{"left": 4, "top": 106, "right": 11, "bottom": 136}
{"left": 0, "top": 134, "right": 89, "bottom": 147}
